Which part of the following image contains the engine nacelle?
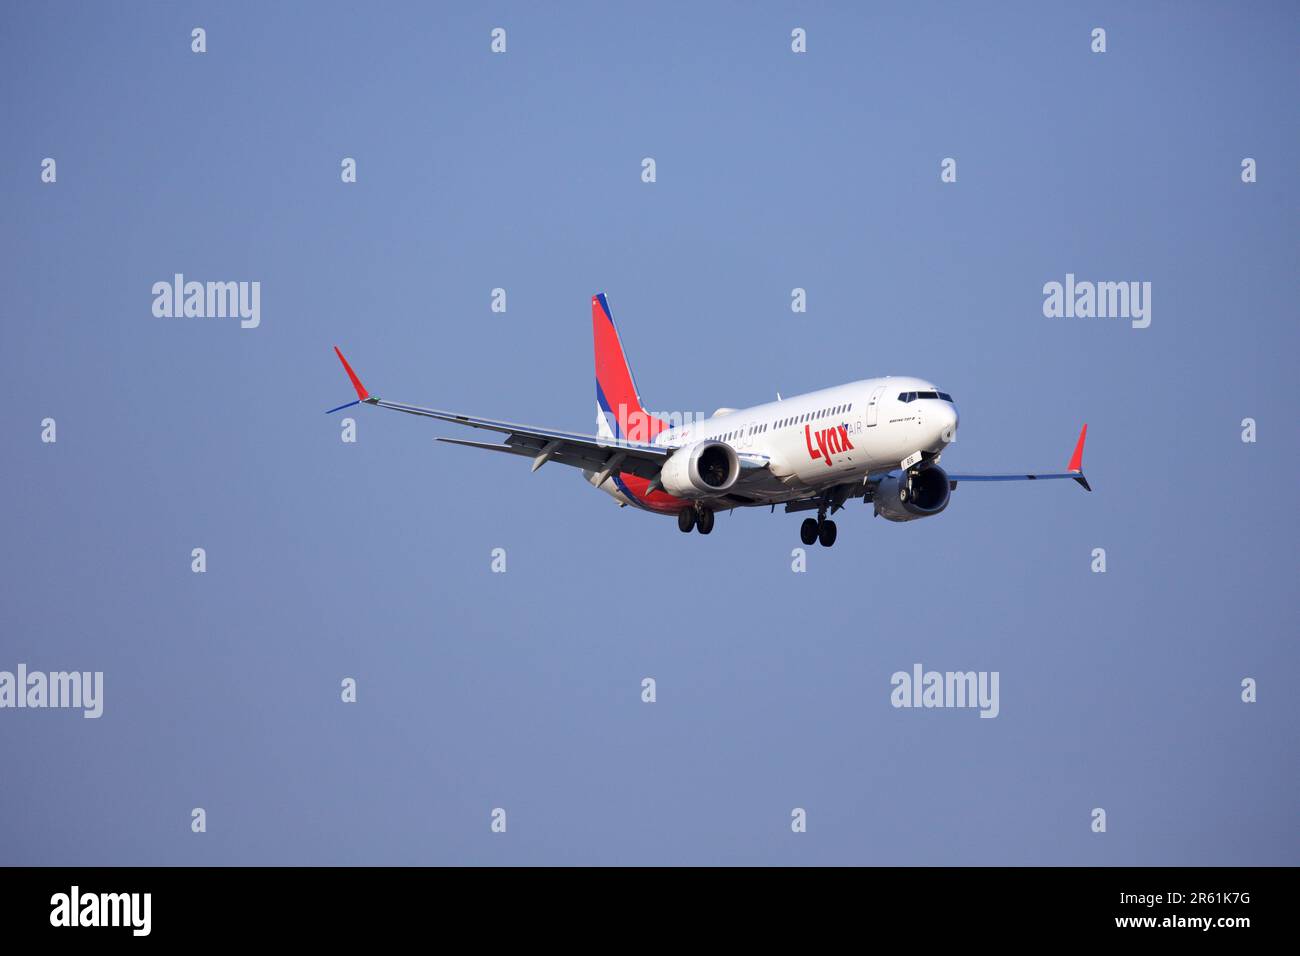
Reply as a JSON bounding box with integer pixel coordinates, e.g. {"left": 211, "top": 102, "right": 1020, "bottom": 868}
{"left": 873, "top": 464, "right": 951, "bottom": 522}
{"left": 659, "top": 440, "right": 740, "bottom": 498}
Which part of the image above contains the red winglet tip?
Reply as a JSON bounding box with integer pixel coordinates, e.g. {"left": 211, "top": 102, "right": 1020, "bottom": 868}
{"left": 334, "top": 346, "right": 369, "bottom": 401}
{"left": 1067, "top": 423, "right": 1088, "bottom": 473}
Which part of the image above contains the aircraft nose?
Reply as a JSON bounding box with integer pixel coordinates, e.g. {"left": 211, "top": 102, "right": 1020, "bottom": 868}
{"left": 935, "top": 403, "right": 958, "bottom": 445}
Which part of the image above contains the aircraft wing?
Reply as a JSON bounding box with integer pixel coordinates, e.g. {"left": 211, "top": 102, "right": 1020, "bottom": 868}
{"left": 327, "top": 347, "right": 671, "bottom": 479}
{"left": 946, "top": 424, "right": 1092, "bottom": 491}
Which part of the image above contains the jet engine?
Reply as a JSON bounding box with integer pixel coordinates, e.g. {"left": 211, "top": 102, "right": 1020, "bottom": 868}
{"left": 659, "top": 441, "right": 740, "bottom": 497}
{"left": 873, "top": 464, "right": 951, "bottom": 522}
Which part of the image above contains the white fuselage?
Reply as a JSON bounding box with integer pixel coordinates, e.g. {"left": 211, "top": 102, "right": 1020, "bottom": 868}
{"left": 596, "top": 376, "right": 959, "bottom": 507}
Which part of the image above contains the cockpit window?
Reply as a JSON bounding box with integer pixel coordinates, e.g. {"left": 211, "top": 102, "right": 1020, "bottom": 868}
{"left": 900, "top": 390, "right": 954, "bottom": 402}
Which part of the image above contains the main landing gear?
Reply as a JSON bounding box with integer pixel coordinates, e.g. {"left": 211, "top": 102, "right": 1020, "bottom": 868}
{"left": 678, "top": 507, "right": 714, "bottom": 535}
{"left": 799, "top": 506, "right": 838, "bottom": 548}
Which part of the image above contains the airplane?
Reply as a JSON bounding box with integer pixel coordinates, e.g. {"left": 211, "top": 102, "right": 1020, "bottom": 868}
{"left": 328, "top": 292, "right": 1089, "bottom": 547}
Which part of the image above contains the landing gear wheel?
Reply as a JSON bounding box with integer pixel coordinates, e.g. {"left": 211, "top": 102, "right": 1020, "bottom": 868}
{"left": 818, "top": 520, "right": 838, "bottom": 547}
{"left": 677, "top": 509, "right": 696, "bottom": 533}
{"left": 800, "top": 518, "right": 819, "bottom": 546}
{"left": 696, "top": 508, "right": 715, "bottom": 535}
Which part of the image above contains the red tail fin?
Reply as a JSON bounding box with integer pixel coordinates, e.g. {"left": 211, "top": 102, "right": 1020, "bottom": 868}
{"left": 592, "top": 293, "right": 666, "bottom": 442}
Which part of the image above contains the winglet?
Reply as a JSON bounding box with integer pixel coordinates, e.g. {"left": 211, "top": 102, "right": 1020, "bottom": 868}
{"left": 1067, "top": 424, "right": 1091, "bottom": 491}
{"left": 334, "top": 346, "right": 369, "bottom": 401}
{"left": 1067, "top": 424, "right": 1087, "bottom": 472}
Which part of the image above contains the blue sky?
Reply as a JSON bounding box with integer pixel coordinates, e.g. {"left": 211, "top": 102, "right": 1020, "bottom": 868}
{"left": 1, "top": 1, "right": 1295, "bottom": 865}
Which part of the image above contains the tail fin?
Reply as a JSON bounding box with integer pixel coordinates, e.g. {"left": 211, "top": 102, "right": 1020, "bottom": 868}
{"left": 592, "top": 293, "right": 667, "bottom": 442}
